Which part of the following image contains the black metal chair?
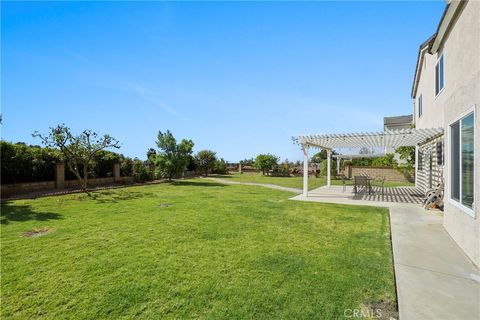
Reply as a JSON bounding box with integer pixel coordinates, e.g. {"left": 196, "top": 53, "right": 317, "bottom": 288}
{"left": 338, "top": 175, "right": 350, "bottom": 192}
{"left": 354, "top": 176, "right": 372, "bottom": 195}
{"left": 374, "top": 176, "right": 386, "bottom": 195}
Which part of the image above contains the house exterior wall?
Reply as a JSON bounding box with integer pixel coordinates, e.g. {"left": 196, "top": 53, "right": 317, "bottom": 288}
{"left": 440, "top": 0, "right": 480, "bottom": 268}
{"left": 413, "top": 0, "right": 480, "bottom": 267}
{"left": 384, "top": 116, "right": 413, "bottom": 161}
{"left": 414, "top": 51, "right": 444, "bottom": 128}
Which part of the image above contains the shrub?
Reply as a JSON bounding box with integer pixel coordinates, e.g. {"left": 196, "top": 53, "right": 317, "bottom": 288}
{"left": 319, "top": 159, "right": 336, "bottom": 177}
{"left": 271, "top": 162, "right": 290, "bottom": 177}
{"left": 195, "top": 150, "right": 217, "bottom": 176}
{"left": 371, "top": 153, "right": 398, "bottom": 167}
{"left": 120, "top": 157, "right": 134, "bottom": 176}
{"left": 1, "top": 141, "right": 61, "bottom": 183}
{"left": 90, "top": 151, "right": 121, "bottom": 178}
{"left": 132, "top": 159, "right": 153, "bottom": 182}
{"left": 213, "top": 158, "right": 228, "bottom": 174}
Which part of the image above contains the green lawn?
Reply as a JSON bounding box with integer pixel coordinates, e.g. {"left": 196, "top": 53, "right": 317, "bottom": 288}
{"left": 213, "top": 172, "right": 326, "bottom": 190}
{"left": 215, "top": 172, "right": 414, "bottom": 189}
{"left": 1, "top": 180, "right": 397, "bottom": 319}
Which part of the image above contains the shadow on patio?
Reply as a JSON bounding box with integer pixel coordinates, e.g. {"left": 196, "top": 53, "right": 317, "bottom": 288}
{"left": 305, "top": 185, "right": 424, "bottom": 205}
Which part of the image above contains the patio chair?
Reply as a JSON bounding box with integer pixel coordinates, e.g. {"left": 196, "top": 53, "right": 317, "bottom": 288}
{"left": 338, "top": 175, "right": 351, "bottom": 192}
{"left": 353, "top": 176, "right": 372, "bottom": 195}
{"left": 373, "top": 176, "right": 386, "bottom": 195}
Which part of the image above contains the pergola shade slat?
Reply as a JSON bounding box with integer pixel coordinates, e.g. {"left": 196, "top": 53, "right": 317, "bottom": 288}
{"left": 293, "top": 127, "right": 443, "bottom": 149}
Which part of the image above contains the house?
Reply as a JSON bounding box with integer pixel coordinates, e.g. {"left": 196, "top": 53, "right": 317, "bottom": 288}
{"left": 294, "top": 0, "right": 478, "bottom": 268}
{"left": 411, "top": 0, "right": 479, "bottom": 266}
{"left": 384, "top": 114, "right": 413, "bottom": 162}
{"left": 383, "top": 115, "right": 413, "bottom": 132}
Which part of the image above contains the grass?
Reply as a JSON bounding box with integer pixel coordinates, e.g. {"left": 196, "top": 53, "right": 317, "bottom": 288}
{"left": 214, "top": 172, "right": 414, "bottom": 189}
{"left": 1, "top": 180, "right": 396, "bottom": 319}
{"left": 213, "top": 172, "right": 325, "bottom": 190}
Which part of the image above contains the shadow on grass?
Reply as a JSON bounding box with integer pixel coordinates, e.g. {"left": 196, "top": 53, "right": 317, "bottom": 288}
{"left": 1, "top": 202, "right": 63, "bottom": 225}
{"left": 84, "top": 190, "right": 157, "bottom": 204}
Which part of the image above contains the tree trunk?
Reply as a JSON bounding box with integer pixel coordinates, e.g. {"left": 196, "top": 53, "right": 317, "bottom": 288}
{"left": 66, "top": 161, "right": 86, "bottom": 191}
{"left": 81, "top": 163, "right": 88, "bottom": 191}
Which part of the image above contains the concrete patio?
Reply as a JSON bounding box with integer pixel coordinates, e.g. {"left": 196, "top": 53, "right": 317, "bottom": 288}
{"left": 296, "top": 185, "right": 425, "bottom": 205}
{"left": 291, "top": 186, "right": 480, "bottom": 320}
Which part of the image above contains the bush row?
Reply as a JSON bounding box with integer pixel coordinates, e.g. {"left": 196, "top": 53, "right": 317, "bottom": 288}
{"left": 1, "top": 141, "right": 134, "bottom": 184}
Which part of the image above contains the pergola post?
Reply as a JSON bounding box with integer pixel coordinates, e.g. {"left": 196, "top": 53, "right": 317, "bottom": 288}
{"left": 336, "top": 156, "right": 341, "bottom": 174}
{"left": 327, "top": 149, "right": 332, "bottom": 188}
{"left": 302, "top": 144, "right": 309, "bottom": 197}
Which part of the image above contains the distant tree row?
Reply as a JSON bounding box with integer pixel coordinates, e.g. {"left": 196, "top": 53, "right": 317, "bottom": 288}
{"left": 3, "top": 125, "right": 229, "bottom": 189}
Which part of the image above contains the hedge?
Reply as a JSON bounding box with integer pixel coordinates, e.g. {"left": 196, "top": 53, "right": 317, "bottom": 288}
{"left": 1, "top": 141, "right": 134, "bottom": 184}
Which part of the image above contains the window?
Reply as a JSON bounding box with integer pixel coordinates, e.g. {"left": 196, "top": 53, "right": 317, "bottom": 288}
{"left": 418, "top": 95, "right": 423, "bottom": 118}
{"left": 436, "top": 141, "right": 443, "bottom": 165}
{"left": 435, "top": 54, "right": 444, "bottom": 96}
{"left": 450, "top": 112, "right": 474, "bottom": 211}
{"left": 418, "top": 150, "right": 423, "bottom": 171}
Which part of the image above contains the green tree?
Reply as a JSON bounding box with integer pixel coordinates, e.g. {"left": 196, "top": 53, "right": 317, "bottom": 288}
{"left": 254, "top": 154, "right": 279, "bottom": 175}
{"left": 372, "top": 153, "right": 398, "bottom": 167}
{"left": 33, "top": 124, "right": 120, "bottom": 190}
{"left": 154, "top": 130, "right": 194, "bottom": 181}
{"left": 195, "top": 150, "right": 217, "bottom": 176}
{"left": 239, "top": 158, "right": 254, "bottom": 166}
{"left": 213, "top": 158, "right": 228, "bottom": 174}
{"left": 395, "top": 146, "right": 415, "bottom": 170}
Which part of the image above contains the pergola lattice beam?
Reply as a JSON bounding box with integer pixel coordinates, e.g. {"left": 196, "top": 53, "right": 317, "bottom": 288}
{"left": 293, "top": 127, "right": 443, "bottom": 149}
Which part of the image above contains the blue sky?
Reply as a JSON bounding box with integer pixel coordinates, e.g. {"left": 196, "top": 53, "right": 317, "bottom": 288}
{"left": 1, "top": 1, "right": 445, "bottom": 162}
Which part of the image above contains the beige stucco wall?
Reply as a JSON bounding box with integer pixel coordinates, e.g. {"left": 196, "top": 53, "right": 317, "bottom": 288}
{"left": 441, "top": 0, "right": 480, "bottom": 268}
{"left": 413, "top": 50, "right": 444, "bottom": 128}
{"left": 415, "top": 0, "right": 480, "bottom": 267}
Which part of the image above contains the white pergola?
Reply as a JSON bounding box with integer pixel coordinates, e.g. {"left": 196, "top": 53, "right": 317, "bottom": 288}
{"left": 293, "top": 127, "right": 444, "bottom": 196}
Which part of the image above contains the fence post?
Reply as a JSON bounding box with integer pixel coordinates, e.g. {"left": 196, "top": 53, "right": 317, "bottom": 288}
{"left": 238, "top": 163, "right": 242, "bottom": 173}
{"left": 55, "top": 162, "right": 65, "bottom": 189}
{"left": 113, "top": 162, "right": 121, "bottom": 182}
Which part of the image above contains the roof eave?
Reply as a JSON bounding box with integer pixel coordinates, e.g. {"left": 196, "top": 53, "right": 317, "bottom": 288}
{"left": 430, "top": 0, "right": 466, "bottom": 53}
{"left": 411, "top": 36, "right": 435, "bottom": 99}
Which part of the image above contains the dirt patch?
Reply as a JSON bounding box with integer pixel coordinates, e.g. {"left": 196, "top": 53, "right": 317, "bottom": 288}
{"left": 361, "top": 299, "right": 398, "bottom": 320}
{"left": 160, "top": 203, "right": 172, "bottom": 208}
{"left": 22, "top": 227, "right": 54, "bottom": 238}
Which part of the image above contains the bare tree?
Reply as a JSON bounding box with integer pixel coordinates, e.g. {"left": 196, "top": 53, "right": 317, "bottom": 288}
{"left": 33, "top": 124, "right": 120, "bottom": 190}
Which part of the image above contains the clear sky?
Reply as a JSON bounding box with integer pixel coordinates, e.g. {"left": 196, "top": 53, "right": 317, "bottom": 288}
{"left": 1, "top": 1, "right": 445, "bottom": 162}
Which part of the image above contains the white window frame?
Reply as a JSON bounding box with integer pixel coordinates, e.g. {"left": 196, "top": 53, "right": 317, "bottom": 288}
{"left": 447, "top": 105, "right": 476, "bottom": 217}
{"left": 418, "top": 94, "right": 423, "bottom": 118}
{"left": 435, "top": 53, "right": 445, "bottom": 98}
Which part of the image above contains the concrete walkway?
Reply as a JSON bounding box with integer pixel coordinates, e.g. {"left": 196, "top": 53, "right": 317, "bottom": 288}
{"left": 292, "top": 186, "right": 480, "bottom": 320}
{"left": 204, "top": 177, "right": 302, "bottom": 194}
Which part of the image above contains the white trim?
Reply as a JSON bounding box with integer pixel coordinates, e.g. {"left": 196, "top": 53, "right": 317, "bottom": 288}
{"left": 418, "top": 94, "right": 423, "bottom": 118}
{"left": 447, "top": 105, "right": 476, "bottom": 218}
{"left": 448, "top": 198, "right": 475, "bottom": 217}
